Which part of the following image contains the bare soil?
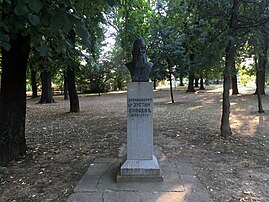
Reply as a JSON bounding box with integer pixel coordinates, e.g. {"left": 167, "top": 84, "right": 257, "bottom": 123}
{"left": 0, "top": 85, "right": 269, "bottom": 202}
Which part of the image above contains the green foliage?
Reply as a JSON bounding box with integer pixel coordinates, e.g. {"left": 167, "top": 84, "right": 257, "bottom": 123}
{"left": 106, "top": 44, "right": 130, "bottom": 90}
{"left": 112, "top": 0, "right": 154, "bottom": 60}
{"left": 148, "top": 0, "right": 225, "bottom": 82}
{"left": 76, "top": 59, "right": 113, "bottom": 94}
{"left": 1, "top": 0, "right": 268, "bottom": 92}
{"left": 28, "top": 1, "right": 43, "bottom": 13}
{"left": 239, "top": 66, "right": 256, "bottom": 86}
{"left": 0, "top": 0, "right": 111, "bottom": 66}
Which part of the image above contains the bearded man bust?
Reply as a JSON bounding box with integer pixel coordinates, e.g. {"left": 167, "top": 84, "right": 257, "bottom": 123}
{"left": 125, "top": 38, "right": 153, "bottom": 82}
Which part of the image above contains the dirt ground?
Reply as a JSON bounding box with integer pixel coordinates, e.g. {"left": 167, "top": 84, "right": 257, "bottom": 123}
{"left": 0, "top": 85, "right": 269, "bottom": 202}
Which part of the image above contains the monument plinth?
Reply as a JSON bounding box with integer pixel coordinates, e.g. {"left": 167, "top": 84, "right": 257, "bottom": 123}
{"left": 117, "top": 82, "right": 163, "bottom": 182}
{"left": 117, "top": 38, "right": 162, "bottom": 182}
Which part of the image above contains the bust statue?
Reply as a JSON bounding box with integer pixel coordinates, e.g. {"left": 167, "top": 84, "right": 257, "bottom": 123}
{"left": 126, "top": 38, "right": 153, "bottom": 82}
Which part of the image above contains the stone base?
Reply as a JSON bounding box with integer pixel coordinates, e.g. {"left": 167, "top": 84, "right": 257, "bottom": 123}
{"left": 117, "top": 155, "right": 163, "bottom": 182}
{"left": 116, "top": 174, "right": 164, "bottom": 182}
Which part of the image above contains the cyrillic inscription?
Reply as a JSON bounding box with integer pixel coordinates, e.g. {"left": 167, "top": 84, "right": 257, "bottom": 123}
{"left": 128, "top": 98, "right": 152, "bottom": 118}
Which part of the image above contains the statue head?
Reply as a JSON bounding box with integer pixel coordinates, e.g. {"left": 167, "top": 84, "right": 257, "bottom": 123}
{"left": 132, "top": 38, "right": 147, "bottom": 64}
{"left": 126, "top": 38, "right": 153, "bottom": 82}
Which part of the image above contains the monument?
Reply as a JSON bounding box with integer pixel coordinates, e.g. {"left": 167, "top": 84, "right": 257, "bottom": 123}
{"left": 117, "top": 38, "right": 163, "bottom": 182}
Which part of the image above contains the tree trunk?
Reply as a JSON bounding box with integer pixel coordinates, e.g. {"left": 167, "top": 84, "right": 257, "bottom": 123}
{"left": 153, "top": 79, "right": 157, "bottom": 90}
{"left": 258, "top": 59, "right": 266, "bottom": 96}
{"left": 231, "top": 74, "right": 239, "bottom": 95}
{"left": 30, "top": 68, "right": 38, "bottom": 98}
{"left": 221, "top": 73, "right": 232, "bottom": 138}
{"left": 186, "top": 54, "right": 196, "bottom": 93}
{"left": 255, "top": 57, "right": 264, "bottom": 113}
{"left": 179, "top": 76, "right": 184, "bottom": 86}
{"left": 67, "top": 68, "right": 80, "bottom": 112}
{"left": 257, "top": 78, "right": 264, "bottom": 113}
{"left": 66, "top": 28, "right": 80, "bottom": 112}
{"left": 194, "top": 78, "right": 199, "bottom": 88}
{"left": 186, "top": 71, "right": 196, "bottom": 92}
{"left": 255, "top": 54, "right": 267, "bottom": 95}
{"left": 39, "top": 69, "right": 54, "bottom": 103}
{"left": 221, "top": 0, "right": 239, "bottom": 138}
{"left": 168, "top": 61, "right": 174, "bottom": 103}
{"left": 0, "top": 34, "right": 30, "bottom": 166}
{"left": 199, "top": 77, "right": 205, "bottom": 90}
{"left": 64, "top": 73, "right": 69, "bottom": 100}
{"left": 255, "top": 37, "right": 268, "bottom": 95}
{"left": 205, "top": 79, "right": 210, "bottom": 86}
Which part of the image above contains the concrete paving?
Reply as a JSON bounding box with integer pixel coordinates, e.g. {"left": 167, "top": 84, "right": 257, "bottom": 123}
{"left": 67, "top": 146, "right": 213, "bottom": 202}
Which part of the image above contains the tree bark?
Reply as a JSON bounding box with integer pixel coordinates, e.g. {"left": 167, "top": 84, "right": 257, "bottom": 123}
{"left": 254, "top": 36, "right": 268, "bottom": 95}
{"left": 186, "top": 71, "right": 196, "bottom": 92}
{"left": 221, "top": 0, "right": 239, "bottom": 138}
{"left": 257, "top": 78, "right": 264, "bottom": 113}
{"left": 67, "top": 68, "right": 80, "bottom": 112}
{"left": 30, "top": 67, "right": 38, "bottom": 98}
{"left": 199, "top": 77, "right": 205, "bottom": 90}
{"left": 221, "top": 71, "right": 232, "bottom": 138}
{"left": 66, "top": 28, "right": 80, "bottom": 112}
{"left": 179, "top": 76, "right": 184, "bottom": 86}
{"left": 254, "top": 73, "right": 265, "bottom": 95}
{"left": 39, "top": 69, "right": 54, "bottom": 103}
{"left": 153, "top": 79, "right": 157, "bottom": 90}
{"left": 194, "top": 78, "right": 199, "bottom": 88}
{"left": 258, "top": 55, "right": 266, "bottom": 96}
{"left": 0, "top": 34, "right": 30, "bottom": 165}
{"left": 205, "top": 79, "right": 210, "bottom": 86}
{"left": 64, "top": 73, "right": 69, "bottom": 100}
{"left": 186, "top": 54, "right": 196, "bottom": 93}
{"left": 231, "top": 74, "right": 239, "bottom": 95}
{"left": 168, "top": 60, "right": 174, "bottom": 103}
{"left": 255, "top": 57, "right": 264, "bottom": 113}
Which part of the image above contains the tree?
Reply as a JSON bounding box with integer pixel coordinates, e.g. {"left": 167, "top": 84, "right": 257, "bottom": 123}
{"left": 66, "top": 67, "right": 80, "bottom": 112}
{"left": 113, "top": 0, "right": 154, "bottom": 66}
{"left": 63, "top": 73, "right": 69, "bottom": 100}
{"left": 66, "top": 29, "right": 80, "bottom": 112}
{"left": 0, "top": 33, "right": 30, "bottom": 164}
{"left": 186, "top": 55, "right": 196, "bottom": 93}
{"left": 231, "top": 70, "right": 240, "bottom": 95}
{"left": 183, "top": 0, "right": 269, "bottom": 138}
{"left": 149, "top": 1, "right": 186, "bottom": 100}
{"left": 39, "top": 68, "right": 54, "bottom": 104}
{"left": 221, "top": 0, "right": 269, "bottom": 137}
{"left": 248, "top": 27, "right": 268, "bottom": 113}
{"left": 255, "top": 31, "right": 268, "bottom": 96}
{"left": 220, "top": 0, "right": 239, "bottom": 138}
{"left": 255, "top": 56, "right": 264, "bottom": 113}
{"left": 105, "top": 44, "right": 130, "bottom": 91}
{"left": 164, "top": 0, "right": 225, "bottom": 94}
{"left": 199, "top": 76, "right": 205, "bottom": 90}
{"left": 0, "top": 0, "right": 112, "bottom": 165}
{"left": 30, "top": 65, "right": 38, "bottom": 98}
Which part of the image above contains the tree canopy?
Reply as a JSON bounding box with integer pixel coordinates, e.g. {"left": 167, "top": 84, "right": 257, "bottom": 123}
{"left": 0, "top": 0, "right": 269, "bottom": 165}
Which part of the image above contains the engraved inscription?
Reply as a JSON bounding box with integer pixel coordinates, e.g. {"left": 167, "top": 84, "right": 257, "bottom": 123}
{"left": 128, "top": 98, "right": 152, "bottom": 118}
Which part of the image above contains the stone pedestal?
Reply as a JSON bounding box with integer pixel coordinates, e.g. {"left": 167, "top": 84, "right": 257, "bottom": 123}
{"left": 117, "top": 82, "right": 163, "bottom": 182}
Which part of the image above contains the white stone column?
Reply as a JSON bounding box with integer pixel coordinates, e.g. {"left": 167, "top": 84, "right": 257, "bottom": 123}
{"left": 117, "top": 82, "right": 163, "bottom": 182}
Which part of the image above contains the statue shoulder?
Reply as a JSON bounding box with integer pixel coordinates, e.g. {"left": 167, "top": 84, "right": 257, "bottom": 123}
{"left": 125, "top": 62, "right": 134, "bottom": 69}
{"left": 147, "top": 61, "right": 153, "bottom": 68}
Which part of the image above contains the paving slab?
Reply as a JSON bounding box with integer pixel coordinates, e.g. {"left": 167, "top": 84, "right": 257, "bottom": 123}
{"left": 67, "top": 146, "right": 213, "bottom": 202}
